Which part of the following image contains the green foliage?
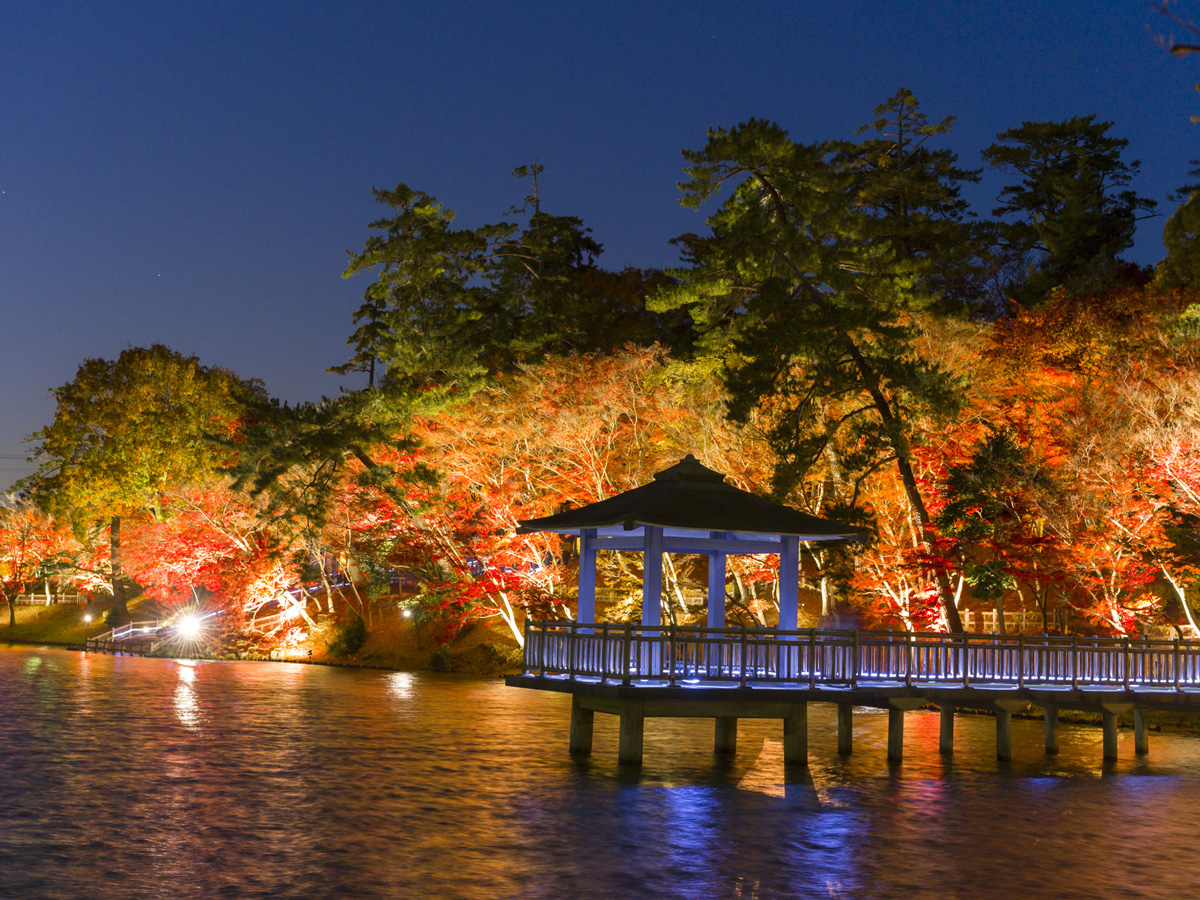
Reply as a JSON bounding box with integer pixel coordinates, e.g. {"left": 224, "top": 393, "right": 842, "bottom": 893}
{"left": 338, "top": 173, "right": 690, "bottom": 395}
{"left": 1157, "top": 163, "right": 1200, "bottom": 290}
{"left": 326, "top": 615, "right": 367, "bottom": 657}
{"left": 982, "top": 115, "right": 1155, "bottom": 302}
{"left": 29, "top": 345, "right": 260, "bottom": 528}
{"left": 936, "top": 429, "right": 1050, "bottom": 601}
{"left": 834, "top": 88, "right": 987, "bottom": 314}
{"left": 657, "top": 115, "right": 964, "bottom": 496}
{"left": 224, "top": 388, "right": 428, "bottom": 542}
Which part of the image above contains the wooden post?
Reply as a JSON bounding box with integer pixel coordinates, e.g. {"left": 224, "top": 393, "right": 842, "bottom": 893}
{"left": 783, "top": 702, "right": 808, "bottom": 765}
{"left": 707, "top": 532, "right": 727, "bottom": 629}
{"left": 1044, "top": 706, "right": 1059, "bottom": 756}
{"left": 939, "top": 704, "right": 954, "bottom": 755}
{"left": 569, "top": 695, "right": 594, "bottom": 754}
{"left": 837, "top": 703, "right": 853, "bottom": 755}
{"left": 887, "top": 707, "right": 904, "bottom": 762}
{"left": 715, "top": 717, "right": 738, "bottom": 755}
{"left": 619, "top": 699, "right": 645, "bottom": 765}
{"left": 577, "top": 528, "right": 598, "bottom": 624}
{"left": 1134, "top": 707, "right": 1149, "bottom": 755}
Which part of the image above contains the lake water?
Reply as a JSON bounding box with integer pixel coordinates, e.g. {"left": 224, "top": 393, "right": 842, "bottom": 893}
{"left": 2, "top": 643, "right": 1199, "bottom": 899}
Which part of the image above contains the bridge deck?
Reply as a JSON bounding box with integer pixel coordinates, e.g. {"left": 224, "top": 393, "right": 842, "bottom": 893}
{"left": 509, "top": 623, "right": 1200, "bottom": 765}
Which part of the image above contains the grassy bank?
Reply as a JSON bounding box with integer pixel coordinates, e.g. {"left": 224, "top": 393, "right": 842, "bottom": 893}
{"left": 1, "top": 600, "right": 523, "bottom": 676}
{"left": 2, "top": 600, "right": 118, "bottom": 646}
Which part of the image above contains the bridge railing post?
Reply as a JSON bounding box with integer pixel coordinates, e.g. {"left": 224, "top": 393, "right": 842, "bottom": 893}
{"left": 1018, "top": 634, "right": 1025, "bottom": 689}
{"left": 1123, "top": 638, "right": 1130, "bottom": 691}
{"left": 1175, "top": 638, "right": 1182, "bottom": 692}
{"left": 962, "top": 633, "right": 970, "bottom": 688}
{"left": 622, "top": 623, "right": 632, "bottom": 686}
{"left": 568, "top": 620, "right": 578, "bottom": 681}
{"left": 1071, "top": 636, "right": 1079, "bottom": 690}
{"left": 808, "top": 628, "right": 817, "bottom": 689}
{"left": 851, "top": 630, "right": 860, "bottom": 688}
{"left": 668, "top": 623, "right": 677, "bottom": 686}
{"left": 739, "top": 625, "right": 748, "bottom": 688}
{"left": 905, "top": 631, "right": 913, "bottom": 687}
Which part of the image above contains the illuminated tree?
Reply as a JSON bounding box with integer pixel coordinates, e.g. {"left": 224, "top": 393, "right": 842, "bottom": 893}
{"left": 28, "top": 345, "right": 259, "bottom": 620}
{"left": 0, "top": 502, "right": 73, "bottom": 627}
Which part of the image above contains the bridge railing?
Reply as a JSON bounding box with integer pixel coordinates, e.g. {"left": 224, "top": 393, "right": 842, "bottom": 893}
{"left": 522, "top": 622, "right": 1200, "bottom": 691}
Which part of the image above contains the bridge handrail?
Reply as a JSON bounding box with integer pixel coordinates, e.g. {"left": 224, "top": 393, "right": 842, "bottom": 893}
{"left": 520, "top": 621, "right": 1200, "bottom": 691}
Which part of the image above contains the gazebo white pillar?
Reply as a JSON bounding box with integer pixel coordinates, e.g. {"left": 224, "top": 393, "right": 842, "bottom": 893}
{"left": 642, "top": 526, "right": 663, "bottom": 626}
{"left": 577, "top": 528, "right": 598, "bottom": 622}
{"left": 777, "top": 535, "right": 800, "bottom": 631}
{"left": 707, "top": 531, "right": 727, "bottom": 628}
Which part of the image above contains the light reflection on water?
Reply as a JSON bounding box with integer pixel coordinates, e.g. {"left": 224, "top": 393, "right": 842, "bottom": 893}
{"left": 2, "top": 644, "right": 1200, "bottom": 900}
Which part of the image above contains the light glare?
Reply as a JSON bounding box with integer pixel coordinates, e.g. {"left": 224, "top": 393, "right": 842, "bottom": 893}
{"left": 177, "top": 615, "right": 202, "bottom": 639}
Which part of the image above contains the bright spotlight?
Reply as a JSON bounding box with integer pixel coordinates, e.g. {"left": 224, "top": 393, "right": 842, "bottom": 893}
{"left": 177, "top": 615, "right": 202, "bottom": 639}
{"left": 83, "top": 613, "right": 92, "bottom": 623}
{"left": 401, "top": 608, "right": 413, "bottom": 619}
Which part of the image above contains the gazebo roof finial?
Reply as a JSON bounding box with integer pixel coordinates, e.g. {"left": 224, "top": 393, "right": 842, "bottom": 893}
{"left": 517, "top": 455, "right": 865, "bottom": 541}
{"left": 652, "top": 454, "right": 726, "bottom": 483}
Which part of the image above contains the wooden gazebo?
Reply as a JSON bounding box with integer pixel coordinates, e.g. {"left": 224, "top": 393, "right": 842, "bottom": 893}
{"left": 516, "top": 455, "right": 865, "bottom": 628}
{"left": 508, "top": 457, "right": 1194, "bottom": 768}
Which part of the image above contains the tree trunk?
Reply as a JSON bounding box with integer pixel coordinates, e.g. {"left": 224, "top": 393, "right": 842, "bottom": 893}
{"left": 6, "top": 594, "right": 14, "bottom": 628}
{"left": 846, "top": 341, "right": 964, "bottom": 632}
{"left": 110, "top": 514, "right": 128, "bottom": 622}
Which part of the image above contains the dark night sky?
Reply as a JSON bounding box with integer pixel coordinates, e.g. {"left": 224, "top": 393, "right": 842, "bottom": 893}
{"left": 2, "top": 1, "right": 1197, "bottom": 488}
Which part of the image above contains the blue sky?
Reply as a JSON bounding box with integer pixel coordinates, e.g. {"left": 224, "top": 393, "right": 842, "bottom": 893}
{"left": 2, "top": 1, "right": 1197, "bottom": 487}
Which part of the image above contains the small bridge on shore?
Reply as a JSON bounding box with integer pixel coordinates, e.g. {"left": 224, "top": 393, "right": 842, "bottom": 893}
{"left": 85, "top": 621, "right": 162, "bottom": 656}
{"left": 507, "top": 622, "right": 1200, "bottom": 765}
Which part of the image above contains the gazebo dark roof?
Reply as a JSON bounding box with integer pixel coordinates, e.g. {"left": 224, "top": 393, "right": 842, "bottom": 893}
{"left": 516, "top": 455, "right": 865, "bottom": 541}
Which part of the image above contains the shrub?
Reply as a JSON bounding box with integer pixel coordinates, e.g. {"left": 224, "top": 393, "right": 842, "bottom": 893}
{"left": 326, "top": 616, "right": 367, "bottom": 657}
{"left": 429, "top": 645, "right": 454, "bottom": 673}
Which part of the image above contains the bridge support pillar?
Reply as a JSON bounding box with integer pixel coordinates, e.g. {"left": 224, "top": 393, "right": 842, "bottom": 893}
{"left": 886, "top": 698, "right": 924, "bottom": 762}
{"left": 1102, "top": 710, "right": 1118, "bottom": 760}
{"left": 618, "top": 700, "right": 644, "bottom": 765}
{"left": 996, "top": 709, "right": 1012, "bottom": 761}
{"left": 783, "top": 703, "right": 808, "bottom": 765}
{"left": 569, "top": 696, "right": 594, "bottom": 754}
{"left": 939, "top": 704, "right": 954, "bottom": 755}
{"left": 994, "top": 699, "right": 1026, "bottom": 761}
{"left": 837, "top": 703, "right": 853, "bottom": 755}
{"left": 1044, "top": 706, "right": 1059, "bottom": 756}
{"left": 1101, "top": 703, "right": 1132, "bottom": 761}
{"left": 887, "top": 707, "right": 905, "bottom": 761}
{"left": 715, "top": 717, "right": 738, "bottom": 755}
{"left": 1134, "top": 708, "right": 1149, "bottom": 755}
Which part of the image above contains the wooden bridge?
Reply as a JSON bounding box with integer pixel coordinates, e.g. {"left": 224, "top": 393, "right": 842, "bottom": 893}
{"left": 85, "top": 621, "right": 162, "bottom": 656}
{"left": 507, "top": 622, "right": 1200, "bottom": 765}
